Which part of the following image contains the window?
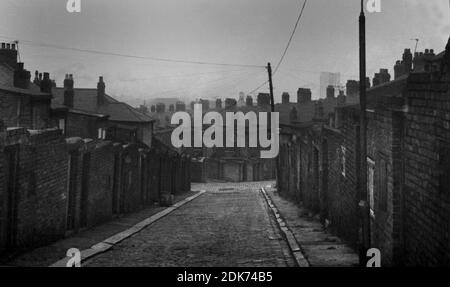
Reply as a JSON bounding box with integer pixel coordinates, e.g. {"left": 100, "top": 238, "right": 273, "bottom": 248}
{"left": 58, "top": 119, "right": 66, "bottom": 134}
{"left": 367, "top": 158, "right": 375, "bottom": 217}
{"left": 341, "top": 146, "right": 346, "bottom": 177}
{"left": 98, "top": 127, "right": 106, "bottom": 140}
{"left": 378, "top": 158, "right": 388, "bottom": 212}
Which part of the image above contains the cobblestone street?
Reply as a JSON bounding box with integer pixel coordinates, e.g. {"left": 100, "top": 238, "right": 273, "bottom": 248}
{"left": 85, "top": 182, "right": 296, "bottom": 267}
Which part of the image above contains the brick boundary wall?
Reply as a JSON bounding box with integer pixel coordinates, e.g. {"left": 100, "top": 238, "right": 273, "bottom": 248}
{"left": 0, "top": 129, "right": 191, "bottom": 255}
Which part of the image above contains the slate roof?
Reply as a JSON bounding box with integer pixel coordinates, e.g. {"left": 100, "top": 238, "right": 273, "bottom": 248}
{"left": 0, "top": 62, "right": 13, "bottom": 86}
{"left": 52, "top": 87, "right": 154, "bottom": 123}
{"left": 0, "top": 62, "right": 51, "bottom": 98}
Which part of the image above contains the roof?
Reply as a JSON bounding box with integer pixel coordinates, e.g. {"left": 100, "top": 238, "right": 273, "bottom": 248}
{"left": 0, "top": 62, "right": 13, "bottom": 86}
{"left": 0, "top": 62, "right": 51, "bottom": 98}
{"left": 98, "top": 102, "right": 154, "bottom": 123}
{"left": 275, "top": 103, "right": 297, "bottom": 124}
{"left": 52, "top": 87, "right": 154, "bottom": 123}
{"left": 52, "top": 87, "right": 119, "bottom": 109}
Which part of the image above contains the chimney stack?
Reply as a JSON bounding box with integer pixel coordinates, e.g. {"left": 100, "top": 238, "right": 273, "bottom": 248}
{"left": 337, "top": 90, "right": 346, "bottom": 106}
{"left": 200, "top": 99, "right": 210, "bottom": 111}
{"left": 0, "top": 42, "right": 18, "bottom": 70}
{"left": 246, "top": 96, "right": 253, "bottom": 106}
{"left": 40, "top": 72, "right": 52, "bottom": 94}
{"left": 346, "top": 80, "right": 359, "bottom": 97}
{"left": 13, "top": 62, "right": 31, "bottom": 89}
{"left": 64, "top": 74, "right": 75, "bottom": 108}
{"left": 215, "top": 99, "right": 222, "bottom": 109}
{"left": 257, "top": 93, "right": 271, "bottom": 107}
{"left": 413, "top": 49, "right": 436, "bottom": 72}
{"left": 373, "top": 68, "right": 391, "bottom": 86}
{"left": 176, "top": 101, "right": 186, "bottom": 112}
{"left": 403, "top": 48, "right": 413, "bottom": 73}
{"left": 326, "top": 85, "right": 335, "bottom": 99}
{"left": 97, "top": 76, "right": 106, "bottom": 106}
{"left": 297, "top": 88, "right": 312, "bottom": 103}
{"left": 156, "top": 103, "right": 166, "bottom": 113}
{"left": 225, "top": 98, "right": 237, "bottom": 109}
{"left": 282, "top": 92, "right": 290, "bottom": 104}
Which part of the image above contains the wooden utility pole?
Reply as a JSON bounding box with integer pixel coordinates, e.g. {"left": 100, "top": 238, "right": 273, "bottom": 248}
{"left": 359, "top": 0, "right": 371, "bottom": 266}
{"left": 267, "top": 62, "right": 279, "bottom": 190}
{"left": 267, "top": 62, "right": 275, "bottom": 112}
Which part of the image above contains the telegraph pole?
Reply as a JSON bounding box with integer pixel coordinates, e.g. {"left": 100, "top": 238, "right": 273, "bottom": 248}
{"left": 359, "top": 0, "right": 371, "bottom": 266}
{"left": 267, "top": 62, "right": 279, "bottom": 189}
{"left": 267, "top": 62, "right": 275, "bottom": 112}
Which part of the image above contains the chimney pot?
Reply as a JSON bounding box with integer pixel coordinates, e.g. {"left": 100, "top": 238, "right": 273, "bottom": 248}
{"left": 6, "top": 44, "right": 10, "bottom": 49}
{"left": 1, "top": 43, "right": 5, "bottom": 49}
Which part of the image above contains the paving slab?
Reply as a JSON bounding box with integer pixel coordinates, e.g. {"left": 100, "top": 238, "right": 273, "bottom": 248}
{"left": 265, "top": 186, "right": 359, "bottom": 267}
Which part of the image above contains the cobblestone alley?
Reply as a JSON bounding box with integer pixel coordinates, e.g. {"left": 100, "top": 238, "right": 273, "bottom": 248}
{"left": 85, "top": 182, "right": 296, "bottom": 267}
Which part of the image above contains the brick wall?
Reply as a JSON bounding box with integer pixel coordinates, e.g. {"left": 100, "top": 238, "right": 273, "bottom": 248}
{"left": 0, "top": 128, "right": 68, "bottom": 252}
{"left": 0, "top": 90, "right": 32, "bottom": 128}
{"left": 0, "top": 89, "right": 51, "bottom": 130}
{"left": 119, "top": 145, "right": 141, "bottom": 214}
{"left": 365, "top": 107, "right": 404, "bottom": 266}
{"left": 84, "top": 141, "right": 115, "bottom": 227}
{"left": 403, "top": 72, "right": 450, "bottom": 266}
{"left": 321, "top": 108, "right": 360, "bottom": 247}
{"left": 0, "top": 129, "right": 191, "bottom": 255}
{"left": 277, "top": 71, "right": 450, "bottom": 266}
{"left": 0, "top": 134, "right": 8, "bottom": 251}
{"left": 65, "top": 113, "right": 100, "bottom": 139}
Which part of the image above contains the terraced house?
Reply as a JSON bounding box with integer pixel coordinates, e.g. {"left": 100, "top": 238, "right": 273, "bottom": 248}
{"left": 0, "top": 42, "right": 191, "bottom": 256}
{"left": 277, "top": 38, "right": 450, "bottom": 267}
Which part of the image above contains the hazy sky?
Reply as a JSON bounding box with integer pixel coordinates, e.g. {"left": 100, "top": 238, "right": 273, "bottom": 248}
{"left": 0, "top": 0, "right": 449, "bottom": 106}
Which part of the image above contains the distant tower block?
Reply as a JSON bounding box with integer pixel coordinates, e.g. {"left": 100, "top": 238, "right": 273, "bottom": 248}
{"left": 320, "top": 72, "right": 340, "bottom": 99}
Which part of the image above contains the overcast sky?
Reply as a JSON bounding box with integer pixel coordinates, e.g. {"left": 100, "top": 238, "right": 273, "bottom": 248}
{"left": 0, "top": 0, "right": 449, "bottom": 106}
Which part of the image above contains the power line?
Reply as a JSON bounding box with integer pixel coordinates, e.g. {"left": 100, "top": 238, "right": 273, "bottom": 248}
{"left": 273, "top": 0, "right": 308, "bottom": 75}
{"left": 247, "top": 80, "right": 269, "bottom": 96}
{"left": 246, "top": 0, "right": 308, "bottom": 96}
{"left": 0, "top": 35, "right": 265, "bottom": 69}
